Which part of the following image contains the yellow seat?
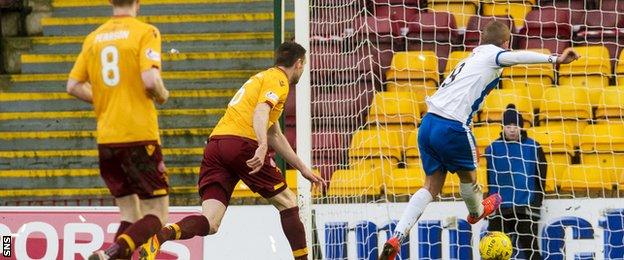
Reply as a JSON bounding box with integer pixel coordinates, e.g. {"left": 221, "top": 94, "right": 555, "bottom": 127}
{"left": 500, "top": 78, "right": 551, "bottom": 109}
{"left": 500, "top": 49, "right": 555, "bottom": 109}
{"left": 349, "top": 129, "right": 402, "bottom": 160}
{"left": 427, "top": 0, "right": 479, "bottom": 28}
{"left": 440, "top": 170, "right": 488, "bottom": 195}
{"left": 367, "top": 91, "right": 422, "bottom": 128}
{"left": 481, "top": 2, "right": 532, "bottom": 28}
{"left": 595, "top": 87, "right": 624, "bottom": 119}
{"left": 526, "top": 126, "right": 574, "bottom": 192}
{"left": 482, "top": 88, "right": 534, "bottom": 126}
{"left": 473, "top": 124, "right": 502, "bottom": 156}
{"left": 559, "top": 46, "right": 612, "bottom": 104}
{"left": 444, "top": 51, "right": 472, "bottom": 79}
{"left": 538, "top": 86, "right": 593, "bottom": 147}
{"left": 327, "top": 169, "right": 383, "bottom": 196}
{"left": 386, "top": 51, "right": 439, "bottom": 85}
{"left": 580, "top": 124, "right": 624, "bottom": 170}
{"left": 384, "top": 168, "right": 425, "bottom": 195}
{"left": 615, "top": 50, "right": 624, "bottom": 85}
{"left": 539, "top": 86, "right": 592, "bottom": 120}
{"left": 386, "top": 81, "right": 437, "bottom": 113}
{"left": 404, "top": 130, "right": 420, "bottom": 158}
{"left": 559, "top": 165, "right": 614, "bottom": 192}
{"left": 232, "top": 181, "right": 260, "bottom": 198}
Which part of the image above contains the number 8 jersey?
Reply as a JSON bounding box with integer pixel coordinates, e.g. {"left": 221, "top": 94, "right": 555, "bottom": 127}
{"left": 426, "top": 44, "right": 505, "bottom": 126}
{"left": 69, "top": 16, "right": 162, "bottom": 145}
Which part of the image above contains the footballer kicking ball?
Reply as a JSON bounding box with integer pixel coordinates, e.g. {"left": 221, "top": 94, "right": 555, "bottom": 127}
{"left": 479, "top": 231, "right": 512, "bottom": 260}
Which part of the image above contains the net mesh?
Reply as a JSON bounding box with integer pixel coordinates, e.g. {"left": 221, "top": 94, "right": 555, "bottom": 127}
{"left": 307, "top": 0, "right": 624, "bottom": 258}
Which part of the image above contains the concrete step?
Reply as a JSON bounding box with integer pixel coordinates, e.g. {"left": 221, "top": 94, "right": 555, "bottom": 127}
{"left": 0, "top": 90, "right": 235, "bottom": 113}
{"left": 0, "top": 186, "right": 197, "bottom": 198}
{"left": 52, "top": 0, "right": 274, "bottom": 17}
{"left": 0, "top": 128, "right": 212, "bottom": 150}
{"left": 42, "top": 13, "right": 295, "bottom": 36}
{"left": 28, "top": 32, "right": 276, "bottom": 54}
{"left": 0, "top": 147, "right": 204, "bottom": 169}
{"left": 2, "top": 78, "right": 246, "bottom": 92}
{"left": 21, "top": 51, "right": 273, "bottom": 74}
{"left": 0, "top": 114, "right": 221, "bottom": 132}
{"left": 0, "top": 172, "right": 198, "bottom": 190}
{"left": 6, "top": 70, "right": 256, "bottom": 84}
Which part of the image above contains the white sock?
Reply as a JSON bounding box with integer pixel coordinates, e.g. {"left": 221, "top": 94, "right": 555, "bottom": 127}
{"left": 393, "top": 188, "right": 433, "bottom": 241}
{"left": 460, "top": 182, "right": 484, "bottom": 217}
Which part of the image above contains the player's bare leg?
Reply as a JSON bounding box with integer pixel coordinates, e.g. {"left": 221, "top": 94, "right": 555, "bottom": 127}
{"left": 140, "top": 195, "right": 169, "bottom": 224}
{"left": 140, "top": 199, "right": 225, "bottom": 259}
{"left": 115, "top": 194, "right": 142, "bottom": 238}
{"left": 267, "top": 188, "right": 309, "bottom": 260}
{"left": 380, "top": 170, "right": 446, "bottom": 260}
{"left": 457, "top": 170, "right": 501, "bottom": 224}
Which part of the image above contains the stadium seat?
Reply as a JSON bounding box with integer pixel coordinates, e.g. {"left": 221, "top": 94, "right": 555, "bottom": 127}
{"left": 558, "top": 46, "right": 612, "bottom": 104}
{"left": 500, "top": 49, "right": 555, "bottom": 109}
{"left": 232, "top": 181, "right": 260, "bottom": 198}
{"left": 312, "top": 88, "right": 375, "bottom": 129}
{"left": 615, "top": 50, "right": 624, "bottom": 86}
{"left": 386, "top": 51, "right": 439, "bottom": 83}
{"left": 327, "top": 169, "right": 383, "bottom": 196}
{"left": 426, "top": 0, "right": 479, "bottom": 29}
{"left": 481, "top": 2, "right": 532, "bottom": 29}
{"left": 526, "top": 126, "right": 575, "bottom": 192}
{"left": 399, "top": 11, "right": 458, "bottom": 71}
{"left": 481, "top": 88, "right": 534, "bottom": 126}
{"left": 404, "top": 130, "right": 420, "bottom": 167}
{"left": 517, "top": 7, "right": 573, "bottom": 54}
{"left": 580, "top": 124, "right": 624, "bottom": 169}
{"left": 538, "top": 0, "right": 590, "bottom": 26}
{"left": 384, "top": 168, "right": 425, "bottom": 195}
{"left": 348, "top": 129, "right": 402, "bottom": 169}
{"left": 371, "top": 0, "right": 424, "bottom": 7}
{"left": 575, "top": 10, "right": 623, "bottom": 69}
{"left": 352, "top": 16, "right": 395, "bottom": 68}
{"left": 444, "top": 51, "right": 471, "bottom": 79}
{"left": 473, "top": 124, "right": 502, "bottom": 156}
{"left": 442, "top": 169, "right": 488, "bottom": 195}
{"left": 464, "top": 15, "right": 514, "bottom": 50}
{"left": 600, "top": 0, "right": 624, "bottom": 13}
{"left": 312, "top": 131, "right": 349, "bottom": 180}
{"left": 559, "top": 165, "right": 614, "bottom": 192}
{"left": 595, "top": 87, "right": 624, "bottom": 124}
{"left": 538, "top": 86, "right": 592, "bottom": 147}
{"left": 385, "top": 81, "right": 437, "bottom": 114}
{"left": 366, "top": 91, "right": 422, "bottom": 128}
{"left": 311, "top": 4, "right": 359, "bottom": 38}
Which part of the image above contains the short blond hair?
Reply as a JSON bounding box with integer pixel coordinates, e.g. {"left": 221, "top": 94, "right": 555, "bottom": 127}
{"left": 481, "top": 21, "right": 511, "bottom": 47}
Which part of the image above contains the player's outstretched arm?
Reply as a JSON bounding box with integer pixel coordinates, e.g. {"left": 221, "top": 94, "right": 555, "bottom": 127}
{"left": 497, "top": 48, "right": 580, "bottom": 67}
{"left": 66, "top": 79, "right": 93, "bottom": 103}
{"left": 268, "top": 121, "right": 325, "bottom": 188}
{"left": 247, "top": 103, "right": 271, "bottom": 174}
{"left": 142, "top": 68, "right": 170, "bottom": 105}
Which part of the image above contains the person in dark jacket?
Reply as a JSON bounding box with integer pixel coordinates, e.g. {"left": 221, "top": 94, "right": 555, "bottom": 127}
{"left": 485, "top": 103, "right": 547, "bottom": 260}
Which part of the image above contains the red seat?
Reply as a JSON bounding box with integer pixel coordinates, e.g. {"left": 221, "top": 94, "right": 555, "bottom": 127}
{"left": 575, "top": 11, "right": 623, "bottom": 68}
{"left": 285, "top": 127, "right": 296, "bottom": 151}
{"left": 400, "top": 11, "right": 458, "bottom": 72}
{"left": 518, "top": 7, "right": 572, "bottom": 54}
{"left": 351, "top": 16, "right": 395, "bottom": 68}
{"left": 311, "top": 86, "right": 376, "bottom": 129}
{"left": 311, "top": 46, "right": 381, "bottom": 85}
{"left": 311, "top": 5, "right": 359, "bottom": 38}
{"left": 599, "top": 0, "right": 624, "bottom": 13}
{"left": 464, "top": 15, "right": 515, "bottom": 50}
{"left": 538, "top": 0, "right": 591, "bottom": 26}
{"left": 312, "top": 131, "right": 350, "bottom": 180}
{"left": 371, "top": 0, "right": 424, "bottom": 7}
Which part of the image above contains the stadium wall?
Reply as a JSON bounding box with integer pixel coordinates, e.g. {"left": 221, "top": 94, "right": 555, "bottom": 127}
{"left": 1, "top": 198, "right": 623, "bottom": 259}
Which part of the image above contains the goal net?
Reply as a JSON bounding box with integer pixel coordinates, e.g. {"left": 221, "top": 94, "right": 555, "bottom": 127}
{"left": 304, "top": 0, "right": 624, "bottom": 259}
